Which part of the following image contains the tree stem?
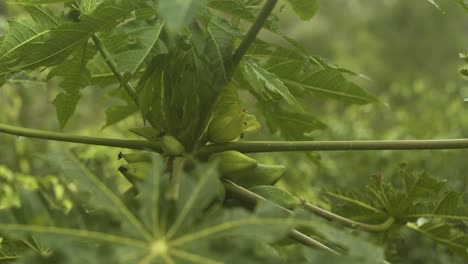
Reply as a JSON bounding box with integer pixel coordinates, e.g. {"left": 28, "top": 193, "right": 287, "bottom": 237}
{"left": 91, "top": 34, "right": 139, "bottom": 104}
{"left": 197, "top": 139, "right": 468, "bottom": 155}
{"left": 299, "top": 199, "right": 395, "bottom": 232}
{"left": 0, "top": 123, "right": 161, "bottom": 152}
{"left": 91, "top": 34, "right": 160, "bottom": 128}
{"left": 230, "top": 0, "right": 278, "bottom": 72}
{"left": 223, "top": 180, "right": 340, "bottom": 254}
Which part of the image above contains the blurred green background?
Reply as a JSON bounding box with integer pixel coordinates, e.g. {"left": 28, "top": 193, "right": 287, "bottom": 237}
{"left": 0, "top": 1, "right": 466, "bottom": 263}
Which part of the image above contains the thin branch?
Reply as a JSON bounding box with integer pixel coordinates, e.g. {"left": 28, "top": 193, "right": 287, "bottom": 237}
{"left": 197, "top": 139, "right": 468, "bottom": 156}
{"left": 91, "top": 34, "right": 160, "bottom": 129}
{"left": 230, "top": 0, "right": 278, "bottom": 72}
{"left": 299, "top": 199, "right": 395, "bottom": 232}
{"left": 0, "top": 123, "right": 162, "bottom": 152}
{"left": 223, "top": 180, "right": 340, "bottom": 255}
{"left": 91, "top": 34, "right": 139, "bottom": 104}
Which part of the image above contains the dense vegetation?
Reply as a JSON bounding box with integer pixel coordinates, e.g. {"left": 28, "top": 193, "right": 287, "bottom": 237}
{"left": 0, "top": 0, "right": 467, "bottom": 263}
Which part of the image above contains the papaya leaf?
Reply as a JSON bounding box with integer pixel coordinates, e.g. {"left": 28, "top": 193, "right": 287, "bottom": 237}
{"left": 52, "top": 92, "right": 82, "bottom": 129}
{"left": 261, "top": 105, "right": 327, "bottom": 140}
{"left": 205, "top": 16, "right": 239, "bottom": 82}
{"left": 284, "top": 0, "right": 320, "bottom": 20}
{"left": 104, "top": 104, "right": 139, "bottom": 128}
{"left": 406, "top": 221, "right": 468, "bottom": 261}
{"left": 246, "top": 42, "right": 378, "bottom": 104}
{"left": 14, "top": 0, "right": 141, "bottom": 70}
{"left": 239, "top": 58, "right": 301, "bottom": 109}
{"left": 0, "top": 6, "right": 64, "bottom": 68}
{"left": 325, "top": 168, "right": 468, "bottom": 260}
{"left": 48, "top": 44, "right": 95, "bottom": 128}
{"left": 110, "top": 20, "right": 165, "bottom": 76}
{"left": 0, "top": 150, "right": 344, "bottom": 263}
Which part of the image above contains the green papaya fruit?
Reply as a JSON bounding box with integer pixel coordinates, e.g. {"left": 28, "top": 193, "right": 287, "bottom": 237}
{"left": 159, "top": 135, "right": 185, "bottom": 156}
{"left": 209, "top": 151, "right": 258, "bottom": 175}
{"left": 207, "top": 84, "right": 261, "bottom": 143}
{"left": 118, "top": 162, "right": 152, "bottom": 182}
{"left": 118, "top": 152, "right": 152, "bottom": 163}
{"left": 249, "top": 185, "right": 300, "bottom": 210}
{"left": 223, "top": 164, "right": 286, "bottom": 188}
{"left": 207, "top": 110, "right": 245, "bottom": 143}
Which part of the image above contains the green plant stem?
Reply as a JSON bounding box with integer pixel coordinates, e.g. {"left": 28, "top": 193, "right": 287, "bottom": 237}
{"left": 0, "top": 123, "right": 162, "bottom": 152}
{"left": 230, "top": 0, "right": 278, "bottom": 72}
{"left": 91, "top": 34, "right": 138, "bottom": 104}
{"left": 223, "top": 180, "right": 340, "bottom": 255}
{"left": 197, "top": 139, "right": 468, "bottom": 156}
{"left": 299, "top": 199, "right": 395, "bottom": 232}
{"left": 91, "top": 34, "right": 159, "bottom": 128}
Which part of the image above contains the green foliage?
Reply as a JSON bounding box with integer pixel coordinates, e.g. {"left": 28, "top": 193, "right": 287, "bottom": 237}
{"left": 326, "top": 168, "right": 468, "bottom": 261}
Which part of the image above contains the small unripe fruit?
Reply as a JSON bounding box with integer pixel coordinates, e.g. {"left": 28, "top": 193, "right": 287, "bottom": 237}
{"left": 207, "top": 110, "right": 245, "bottom": 143}
{"left": 118, "top": 152, "right": 152, "bottom": 163}
{"left": 209, "top": 151, "right": 258, "bottom": 175}
{"left": 118, "top": 162, "right": 152, "bottom": 182}
{"left": 223, "top": 164, "right": 286, "bottom": 188}
{"left": 159, "top": 135, "right": 185, "bottom": 156}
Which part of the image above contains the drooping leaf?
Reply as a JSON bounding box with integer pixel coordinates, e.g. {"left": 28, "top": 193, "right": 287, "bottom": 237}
{"left": 246, "top": 42, "right": 378, "bottom": 104}
{"left": 239, "top": 58, "right": 301, "bottom": 109}
{"left": 48, "top": 44, "right": 95, "bottom": 128}
{"left": 261, "top": 105, "right": 327, "bottom": 140}
{"left": 52, "top": 92, "right": 82, "bottom": 128}
{"left": 104, "top": 104, "right": 139, "bottom": 128}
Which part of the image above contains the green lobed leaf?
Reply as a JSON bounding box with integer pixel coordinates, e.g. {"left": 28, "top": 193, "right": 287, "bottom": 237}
{"left": 246, "top": 42, "right": 378, "bottom": 104}
{"left": 52, "top": 93, "right": 82, "bottom": 129}
{"left": 109, "top": 20, "right": 166, "bottom": 76}
{"left": 14, "top": 0, "right": 141, "bottom": 70}
{"left": 239, "top": 58, "right": 301, "bottom": 109}
{"left": 0, "top": 6, "right": 64, "bottom": 67}
{"left": 104, "top": 104, "right": 139, "bottom": 128}
{"left": 261, "top": 105, "right": 327, "bottom": 140}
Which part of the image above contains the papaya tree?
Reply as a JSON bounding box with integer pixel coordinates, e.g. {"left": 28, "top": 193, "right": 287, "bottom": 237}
{"left": 0, "top": 0, "right": 466, "bottom": 263}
